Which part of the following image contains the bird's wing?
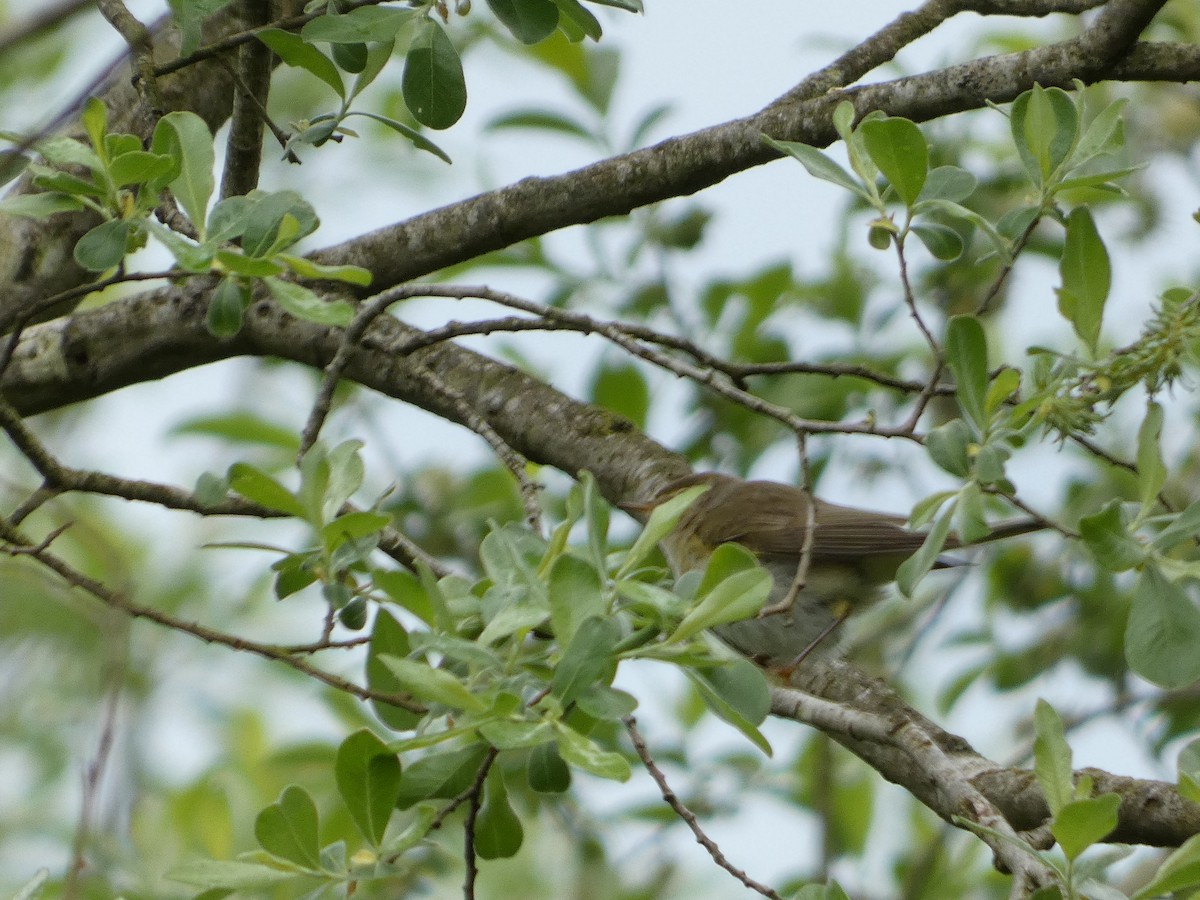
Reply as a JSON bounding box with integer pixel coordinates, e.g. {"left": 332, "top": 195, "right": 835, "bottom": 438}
{"left": 692, "top": 482, "right": 934, "bottom": 559}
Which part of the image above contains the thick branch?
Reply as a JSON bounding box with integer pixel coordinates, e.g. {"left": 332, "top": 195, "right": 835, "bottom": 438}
{"left": 311, "top": 32, "right": 1187, "bottom": 297}
{"left": 778, "top": 659, "right": 1200, "bottom": 848}
{"left": 0, "top": 4, "right": 265, "bottom": 323}
{"left": 0, "top": 283, "right": 690, "bottom": 507}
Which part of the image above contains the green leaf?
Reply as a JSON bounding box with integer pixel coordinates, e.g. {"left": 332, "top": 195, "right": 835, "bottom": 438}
{"left": 552, "top": 0, "right": 602, "bottom": 40}
{"left": 215, "top": 249, "right": 284, "bottom": 278}
{"left": 276, "top": 253, "right": 373, "bottom": 286}
{"left": 331, "top": 42, "right": 368, "bottom": 72}
{"left": 228, "top": 463, "right": 305, "bottom": 517}
{"left": 686, "top": 658, "right": 772, "bottom": 754}
{"left": 1152, "top": 499, "right": 1200, "bottom": 552}
{"left": 241, "top": 190, "right": 319, "bottom": 256}
{"left": 919, "top": 165, "right": 976, "bottom": 202}
{"left": 257, "top": 28, "right": 344, "bottom": 98}
{"left": 254, "top": 785, "right": 321, "bottom": 870}
{"left": 1057, "top": 206, "right": 1109, "bottom": 353}
{"left": 323, "top": 511, "right": 389, "bottom": 546}
{"left": 166, "top": 859, "right": 298, "bottom": 890}
{"left": 551, "top": 615, "right": 620, "bottom": 705}
{"left": 475, "top": 768, "right": 524, "bottom": 859}
{"left": 1179, "top": 737, "right": 1200, "bottom": 804}
{"left": 1126, "top": 566, "right": 1200, "bottom": 689}
{"left": 487, "top": 0, "right": 559, "bottom": 44}
{"left": 618, "top": 482, "right": 711, "bottom": 577}
{"left": 402, "top": 22, "right": 467, "bottom": 130}
{"left": 335, "top": 729, "right": 401, "bottom": 846}
{"left": 1011, "top": 85, "right": 1078, "bottom": 183}
{"left": 300, "top": 6, "right": 416, "bottom": 43}
{"left": 946, "top": 315, "right": 989, "bottom": 432}
{"left": 348, "top": 39, "right": 395, "bottom": 102}
{"left": 860, "top": 116, "right": 928, "bottom": 206}
{"left": 341, "top": 111, "right": 452, "bottom": 163}
{"left": 394, "top": 742, "right": 490, "bottom": 808}
{"left": 909, "top": 490, "right": 957, "bottom": 529}
{"left": 580, "top": 469, "right": 610, "bottom": 574}
{"left": 265, "top": 277, "right": 354, "bottom": 327}
{"left": 925, "top": 418, "right": 973, "bottom": 477}
{"left": 911, "top": 222, "right": 963, "bottom": 261}
{"left": 322, "top": 438, "right": 365, "bottom": 519}
{"left": 985, "top": 367, "right": 1021, "bottom": 416}
{"left": 35, "top": 135, "right": 102, "bottom": 171}
{"left": 669, "top": 544, "right": 771, "bottom": 643}
{"left": 1133, "top": 832, "right": 1200, "bottom": 898}
{"left": 379, "top": 655, "right": 487, "bottom": 712}
{"left": 832, "top": 101, "right": 856, "bottom": 142}
{"left": 477, "top": 718, "right": 553, "bottom": 750}
{"left": 81, "top": 97, "right": 108, "bottom": 160}
{"left": 374, "top": 570, "right": 436, "bottom": 626}
{"left": 107, "top": 150, "right": 175, "bottom": 187}
{"left": 169, "top": 412, "right": 300, "bottom": 452}
{"left": 574, "top": 684, "right": 638, "bottom": 720}
{"left": 0, "top": 192, "right": 86, "bottom": 218}
{"left": 762, "top": 135, "right": 872, "bottom": 203}
{"left": 554, "top": 722, "right": 631, "bottom": 781}
{"left": 1056, "top": 166, "right": 1142, "bottom": 192}
{"left": 28, "top": 166, "right": 102, "bottom": 200}
{"left": 527, "top": 741, "right": 571, "bottom": 793}
{"left": 548, "top": 553, "right": 605, "bottom": 646}
{"left": 973, "top": 443, "right": 1010, "bottom": 486}
{"left": 1078, "top": 500, "right": 1144, "bottom": 572}
{"left": 1135, "top": 402, "right": 1167, "bottom": 516}
{"left": 951, "top": 481, "right": 987, "bottom": 545}
{"left": 73, "top": 219, "right": 132, "bottom": 271}
{"left": 896, "top": 498, "right": 956, "bottom": 597}
{"left": 921, "top": 197, "right": 1013, "bottom": 263}
{"left": 1073, "top": 98, "right": 1128, "bottom": 168}
{"left": 206, "top": 276, "right": 250, "bottom": 337}
{"left": 1052, "top": 794, "right": 1120, "bottom": 860}
{"left": 151, "top": 111, "right": 215, "bottom": 237}
{"left": 1033, "top": 699, "right": 1074, "bottom": 817}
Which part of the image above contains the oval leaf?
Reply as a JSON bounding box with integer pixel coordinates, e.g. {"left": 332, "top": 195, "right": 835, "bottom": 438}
{"left": 402, "top": 23, "right": 466, "bottom": 130}
{"left": 335, "top": 729, "right": 401, "bottom": 846}
{"left": 254, "top": 785, "right": 321, "bottom": 869}
{"left": 860, "top": 116, "right": 928, "bottom": 206}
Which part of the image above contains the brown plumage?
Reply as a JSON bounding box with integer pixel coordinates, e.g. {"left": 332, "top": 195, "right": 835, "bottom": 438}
{"left": 621, "top": 472, "right": 1037, "bottom": 668}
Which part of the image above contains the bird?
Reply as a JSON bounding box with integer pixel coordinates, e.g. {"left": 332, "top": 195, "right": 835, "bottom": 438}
{"left": 619, "top": 472, "right": 1038, "bottom": 671}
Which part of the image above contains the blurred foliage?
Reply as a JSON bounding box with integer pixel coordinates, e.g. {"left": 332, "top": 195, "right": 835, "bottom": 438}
{"left": 6, "top": 2, "right": 1200, "bottom": 899}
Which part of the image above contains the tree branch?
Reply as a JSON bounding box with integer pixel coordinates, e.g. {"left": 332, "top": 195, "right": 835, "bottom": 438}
{"left": 776, "top": 659, "right": 1200, "bottom": 848}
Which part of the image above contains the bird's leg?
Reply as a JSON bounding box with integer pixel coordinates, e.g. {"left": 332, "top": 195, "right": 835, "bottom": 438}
{"left": 776, "top": 600, "right": 851, "bottom": 679}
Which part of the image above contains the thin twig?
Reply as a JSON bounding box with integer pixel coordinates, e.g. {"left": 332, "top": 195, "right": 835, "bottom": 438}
{"left": 623, "top": 716, "right": 785, "bottom": 900}
{"left": 95, "top": 0, "right": 162, "bottom": 116}
{"left": 151, "top": 0, "right": 393, "bottom": 78}
{"left": 0, "top": 270, "right": 192, "bottom": 374}
{"left": 0, "top": 0, "right": 93, "bottom": 57}
{"left": 299, "top": 291, "right": 405, "bottom": 459}
{"left": 0, "top": 396, "right": 451, "bottom": 575}
{"left": 0, "top": 516, "right": 427, "bottom": 713}
{"left": 462, "top": 748, "right": 499, "bottom": 900}
{"left": 368, "top": 283, "right": 922, "bottom": 443}
{"left": 62, "top": 656, "right": 124, "bottom": 900}
{"left": 408, "top": 358, "right": 544, "bottom": 534}
{"left": 214, "top": 52, "right": 298, "bottom": 162}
